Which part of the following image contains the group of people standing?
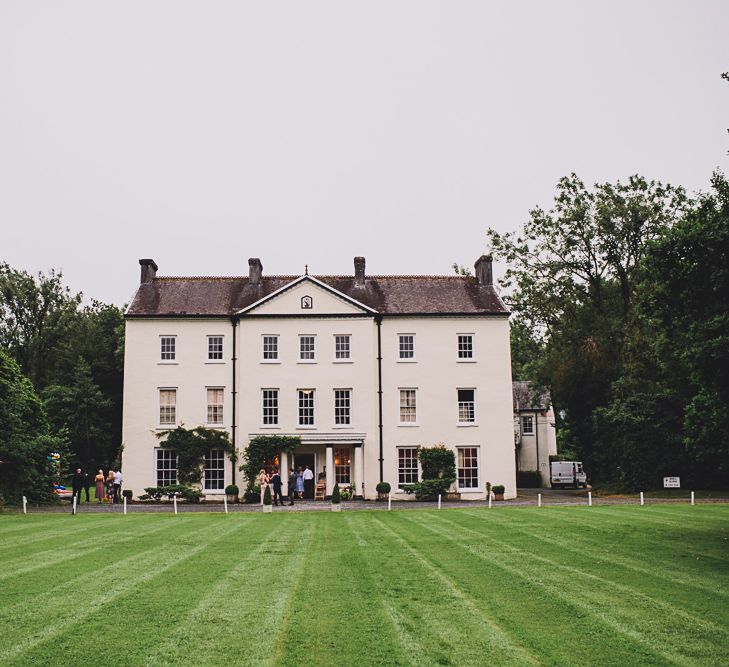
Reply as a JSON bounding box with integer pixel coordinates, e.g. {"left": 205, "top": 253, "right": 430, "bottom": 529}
{"left": 71, "top": 468, "right": 122, "bottom": 503}
{"left": 258, "top": 465, "right": 315, "bottom": 505}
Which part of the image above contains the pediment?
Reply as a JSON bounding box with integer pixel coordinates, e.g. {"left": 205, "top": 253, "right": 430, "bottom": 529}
{"left": 238, "top": 276, "right": 375, "bottom": 316}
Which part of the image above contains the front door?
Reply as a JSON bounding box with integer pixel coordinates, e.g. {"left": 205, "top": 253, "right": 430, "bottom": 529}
{"left": 294, "top": 453, "right": 316, "bottom": 498}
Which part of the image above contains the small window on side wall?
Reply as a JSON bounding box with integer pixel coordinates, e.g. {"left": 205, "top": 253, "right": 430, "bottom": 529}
{"left": 160, "top": 336, "right": 176, "bottom": 361}
{"left": 398, "top": 334, "right": 415, "bottom": 360}
{"left": 457, "top": 334, "right": 474, "bottom": 360}
{"left": 207, "top": 336, "right": 223, "bottom": 361}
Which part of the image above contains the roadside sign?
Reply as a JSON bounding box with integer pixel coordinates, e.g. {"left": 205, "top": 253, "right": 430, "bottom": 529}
{"left": 663, "top": 477, "right": 680, "bottom": 488}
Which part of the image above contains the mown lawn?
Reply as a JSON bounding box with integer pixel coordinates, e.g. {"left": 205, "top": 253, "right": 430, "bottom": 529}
{"left": 0, "top": 505, "right": 727, "bottom": 666}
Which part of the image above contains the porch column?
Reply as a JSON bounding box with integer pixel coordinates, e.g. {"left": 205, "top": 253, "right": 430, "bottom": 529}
{"left": 354, "top": 445, "right": 364, "bottom": 498}
{"left": 325, "top": 446, "right": 334, "bottom": 497}
{"left": 280, "top": 450, "right": 289, "bottom": 496}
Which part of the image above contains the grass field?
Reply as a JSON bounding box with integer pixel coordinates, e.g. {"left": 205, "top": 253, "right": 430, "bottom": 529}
{"left": 1, "top": 506, "right": 728, "bottom": 666}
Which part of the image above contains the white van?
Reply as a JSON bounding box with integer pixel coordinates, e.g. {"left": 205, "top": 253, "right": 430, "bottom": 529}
{"left": 550, "top": 461, "right": 587, "bottom": 488}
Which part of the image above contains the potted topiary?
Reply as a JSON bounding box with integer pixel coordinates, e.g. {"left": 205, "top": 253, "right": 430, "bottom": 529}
{"left": 492, "top": 484, "right": 505, "bottom": 501}
{"left": 122, "top": 489, "right": 133, "bottom": 501}
{"left": 262, "top": 485, "right": 273, "bottom": 513}
{"left": 376, "top": 481, "right": 391, "bottom": 501}
{"left": 225, "top": 484, "right": 239, "bottom": 504}
{"left": 331, "top": 483, "right": 341, "bottom": 511}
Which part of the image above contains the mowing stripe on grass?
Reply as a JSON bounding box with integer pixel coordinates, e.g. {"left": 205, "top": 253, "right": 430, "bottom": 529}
{"left": 465, "top": 509, "right": 729, "bottom": 602}
{"left": 450, "top": 511, "right": 729, "bottom": 636}
{"left": 145, "top": 516, "right": 307, "bottom": 666}
{"left": 0, "top": 517, "right": 115, "bottom": 553}
{"left": 371, "top": 514, "right": 541, "bottom": 666}
{"left": 0, "top": 517, "right": 250, "bottom": 664}
{"left": 408, "top": 512, "right": 713, "bottom": 666}
{"left": 346, "top": 514, "right": 527, "bottom": 666}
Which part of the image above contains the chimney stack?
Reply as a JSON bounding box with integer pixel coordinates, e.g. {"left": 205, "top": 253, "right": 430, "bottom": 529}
{"left": 248, "top": 257, "right": 263, "bottom": 284}
{"left": 139, "top": 258, "right": 158, "bottom": 284}
{"left": 474, "top": 254, "right": 493, "bottom": 286}
{"left": 354, "top": 256, "right": 366, "bottom": 286}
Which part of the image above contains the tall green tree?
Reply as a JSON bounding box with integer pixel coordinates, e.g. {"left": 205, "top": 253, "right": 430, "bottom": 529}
{"left": 0, "top": 349, "right": 68, "bottom": 502}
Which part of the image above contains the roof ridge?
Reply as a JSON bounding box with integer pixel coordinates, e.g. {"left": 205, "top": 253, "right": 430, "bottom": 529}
{"left": 154, "top": 274, "right": 473, "bottom": 281}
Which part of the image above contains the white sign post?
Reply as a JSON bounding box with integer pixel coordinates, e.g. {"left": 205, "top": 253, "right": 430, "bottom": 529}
{"left": 538, "top": 493, "right": 542, "bottom": 508}
{"left": 22, "top": 496, "right": 27, "bottom": 515}
{"left": 691, "top": 491, "right": 695, "bottom": 506}
{"left": 488, "top": 493, "right": 492, "bottom": 509}
{"left": 388, "top": 493, "right": 391, "bottom": 511}
{"left": 223, "top": 494, "right": 228, "bottom": 514}
{"left": 640, "top": 492, "right": 644, "bottom": 506}
{"left": 123, "top": 496, "right": 127, "bottom": 515}
{"left": 72, "top": 496, "right": 77, "bottom": 515}
{"left": 173, "top": 495, "right": 178, "bottom": 515}
{"left": 663, "top": 477, "right": 680, "bottom": 488}
{"left": 438, "top": 494, "right": 441, "bottom": 510}
{"left": 588, "top": 491, "right": 592, "bottom": 507}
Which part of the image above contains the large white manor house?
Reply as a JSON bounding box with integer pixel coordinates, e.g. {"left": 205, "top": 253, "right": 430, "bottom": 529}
{"left": 122, "top": 256, "right": 516, "bottom": 500}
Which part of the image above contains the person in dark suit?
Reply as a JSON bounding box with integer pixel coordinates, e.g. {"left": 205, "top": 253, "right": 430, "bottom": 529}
{"left": 71, "top": 468, "right": 84, "bottom": 504}
{"left": 270, "top": 468, "right": 283, "bottom": 506}
{"left": 83, "top": 472, "right": 91, "bottom": 503}
{"left": 288, "top": 468, "right": 297, "bottom": 505}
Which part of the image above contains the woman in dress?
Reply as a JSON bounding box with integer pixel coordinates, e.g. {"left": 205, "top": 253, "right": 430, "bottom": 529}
{"left": 94, "top": 469, "right": 105, "bottom": 502}
{"left": 106, "top": 470, "right": 115, "bottom": 502}
{"left": 296, "top": 467, "right": 305, "bottom": 499}
{"left": 258, "top": 468, "right": 269, "bottom": 505}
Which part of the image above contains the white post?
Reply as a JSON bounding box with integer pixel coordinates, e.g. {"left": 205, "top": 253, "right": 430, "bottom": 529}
{"left": 280, "top": 450, "right": 289, "bottom": 499}
{"left": 22, "top": 496, "right": 27, "bottom": 515}
{"left": 488, "top": 493, "right": 492, "bottom": 509}
{"left": 173, "top": 495, "right": 178, "bottom": 515}
{"left": 223, "top": 494, "right": 228, "bottom": 514}
{"left": 640, "top": 492, "right": 644, "bottom": 506}
{"left": 588, "top": 491, "right": 592, "bottom": 507}
{"left": 72, "top": 496, "right": 77, "bottom": 515}
{"left": 388, "top": 493, "right": 392, "bottom": 511}
{"left": 691, "top": 491, "right": 695, "bottom": 506}
{"left": 538, "top": 493, "right": 542, "bottom": 508}
{"left": 124, "top": 496, "right": 127, "bottom": 515}
{"left": 438, "top": 494, "right": 441, "bottom": 510}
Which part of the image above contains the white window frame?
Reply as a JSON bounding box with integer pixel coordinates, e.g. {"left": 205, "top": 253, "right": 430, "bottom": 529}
{"left": 334, "top": 388, "right": 352, "bottom": 427}
{"left": 398, "top": 388, "right": 418, "bottom": 426}
{"left": 457, "top": 333, "right": 476, "bottom": 362}
{"left": 206, "top": 387, "right": 224, "bottom": 426}
{"left": 522, "top": 415, "right": 534, "bottom": 435}
{"left": 397, "top": 447, "right": 419, "bottom": 489}
{"left": 262, "top": 388, "right": 279, "bottom": 427}
{"left": 457, "top": 446, "right": 480, "bottom": 492}
{"left": 203, "top": 448, "right": 225, "bottom": 492}
{"left": 397, "top": 334, "right": 416, "bottom": 362}
{"left": 155, "top": 448, "right": 177, "bottom": 486}
{"left": 457, "top": 388, "right": 477, "bottom": 425}
{"left": 333, "top": 334, "right": 352, "bottom": 362}
{"left": 262, "top": 335, "right": 280, "bottom": 363}
{"left": 159, "top": 388, "right": 177, "bottom": 427}
{"left": 159, "top": 335, "right": 177, "bottom": 363}
{"left": 334, "top": 447, "right": 352, "bottom": 485}
{"left": 206, "top": 335, "right": 224, "bottom": 363}
{"left": 298, "top": 389, "right": 315, "bottom": 427}
{"left": 298, "top": 335, "right": 316, "bottom": 363}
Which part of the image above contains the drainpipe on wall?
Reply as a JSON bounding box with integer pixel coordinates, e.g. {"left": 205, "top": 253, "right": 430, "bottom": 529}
{"left": 231, "top": 316, "right": 238, "bottom": 486}
{"left": 535, "top": 410, "right": 540, "bottom": 480}
{"left": 376, "top": 315, "right": 384, "bottom": 482}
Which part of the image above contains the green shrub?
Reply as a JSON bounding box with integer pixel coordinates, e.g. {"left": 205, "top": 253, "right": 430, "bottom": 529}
{"left": 332, "top": 483, "right": 341, "bottom": 504}
{"left": 244, "top": 485, "right": 260, "bottom": 504}
{"left": 376, "top": 481, "right": 391, "bottom": 494}
{"left": 140, "top": 485, "right": 202, "bottom": 502}
{"left": 412, "top": 479, "right": 452, "bottom": 501}
{"left": 419, "top": 445, "right": 456, "bottom": 481}
{"left": 122, "top": 489, "right": 133, "bottom": 500}
{"left": 492, "top": 484, "right": 505, "bottom": 495}
{"left": 263, "top": 485, "right": 272, "bottom": 506}
{"left": 225, "top": 484, "right": 239, "bottom": 496}
{"left": 517, "top": 470, "right": 543, "bottom": 488}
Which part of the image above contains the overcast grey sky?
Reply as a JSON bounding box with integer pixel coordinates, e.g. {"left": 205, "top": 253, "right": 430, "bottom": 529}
{"left": 1, "top": 1, "right": 727, "bottom": 306}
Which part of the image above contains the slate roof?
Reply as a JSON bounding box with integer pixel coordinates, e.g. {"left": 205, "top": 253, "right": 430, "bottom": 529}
{"left": 512, "top": 381, "right": 551, "bottom": 412}
{"left": 125, "top": 275, "right": 509, "bottom": 317}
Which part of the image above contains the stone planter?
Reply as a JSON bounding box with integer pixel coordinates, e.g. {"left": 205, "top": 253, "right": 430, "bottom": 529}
{"left": 262, "top": 504, "right": 273, "bottom": 513}
{"left": 331, "top": 504, "right": 342, "bottom": 512}
{"left": 226, "top": 494, "right": 238, "bottom": 504}
{"left": 494, "top": 493, "right": 505, "bottom": 501}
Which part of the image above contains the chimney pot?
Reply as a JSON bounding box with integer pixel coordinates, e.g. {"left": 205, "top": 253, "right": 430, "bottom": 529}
{"left": 474, "top": 254, "right": 493, "bottom": 286}
{"left": 248, "top": 257, "right": 263, "bottom": 284}
{"left": 354, "top": 256, "right": 366, "bottom": 286}
{"left": 139, "top": 258, "right": 158, "bottom": 284}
